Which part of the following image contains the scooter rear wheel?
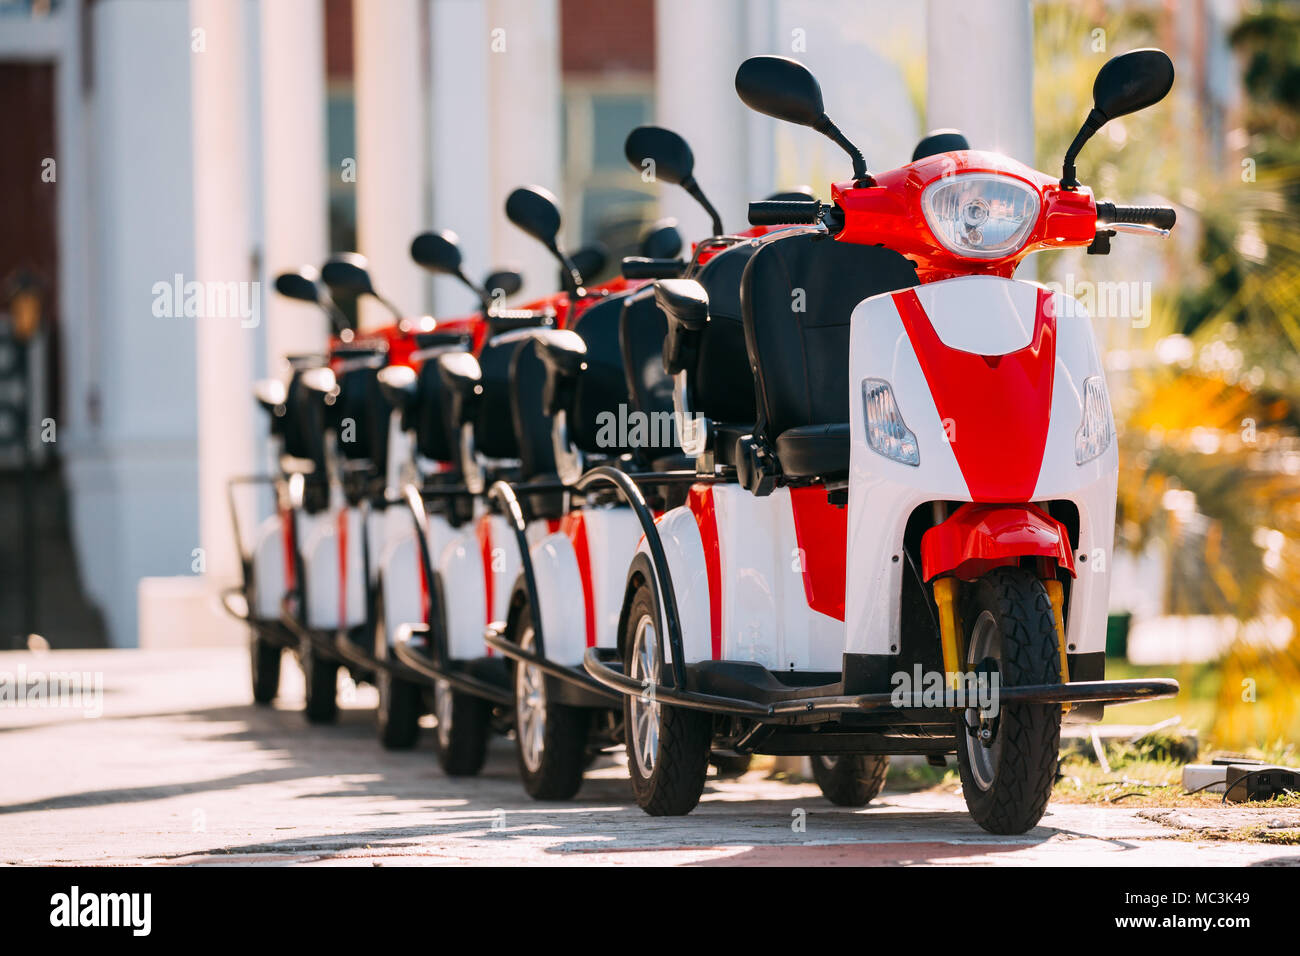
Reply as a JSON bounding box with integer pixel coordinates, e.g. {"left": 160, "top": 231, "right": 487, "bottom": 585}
{"left": 433, "top": 678, "right": 491, "bottom": 777}
{"left": 250, "top": 632, "right": 282, "bottom": 705}
{"left": 300, "top": 639, "right": 339, "bottom": 725}
{"left": 810, "top": 754, "right": 889, "bottom": 807}
{"left": 511, "top": 602, "right": 588, "bottom": 800}
{"left": 621, "top": 580, "right": 711, "bottom": 816}
{"left": 955, "top": 567, "right": 1062, "bottom": 834}
{"left": 373, "top": 583, "right": 422, "bottom": 750}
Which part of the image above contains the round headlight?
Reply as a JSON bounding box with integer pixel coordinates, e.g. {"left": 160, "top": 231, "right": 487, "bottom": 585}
{"left": 921, "top": 173, "right": 1041, "bottom": 259}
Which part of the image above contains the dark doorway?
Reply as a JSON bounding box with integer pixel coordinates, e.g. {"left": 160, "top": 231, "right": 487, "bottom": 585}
{"left": 0, "top": 60, "right": 106, "bottom": 648}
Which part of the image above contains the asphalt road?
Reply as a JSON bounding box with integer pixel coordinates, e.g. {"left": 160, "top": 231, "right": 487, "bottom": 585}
{"left": 3, "top": 648, "right": 1298, "bottom": 866}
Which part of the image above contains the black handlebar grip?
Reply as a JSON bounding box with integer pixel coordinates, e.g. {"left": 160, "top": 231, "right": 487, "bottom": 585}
{"left": 621, "top": 257, "right": 685, "bottom": 280}
{"left": 748, "top": 200, "right": 822, "bottom": 226}
{"left": 1096, "top": 201, "right": 1177, "bottom": 231}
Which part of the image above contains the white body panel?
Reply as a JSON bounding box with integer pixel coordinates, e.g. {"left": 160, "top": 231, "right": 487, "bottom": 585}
{"left": 378, "top": 508, "right": 458, "bottom": 650}
{"left": 529, "top": 506, "right": 644, "bottom": 666}
{"left": 845, "top": 275, "right": 1114, "bottom": 657}
{"left": 250, "top": 512, "right": 289, "bottom": 621}
{"left": 637, "top": 487, "right": 844, "bottom": 671}
{"left": 436, "top": 513, "right": 548, "bottom": 660}
{"left": 299, "top": 507, "right": 367, "bottom": 631}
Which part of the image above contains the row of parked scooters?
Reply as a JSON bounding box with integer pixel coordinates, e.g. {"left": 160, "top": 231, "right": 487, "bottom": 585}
{"left": 228, "top": 52, "right": 1182, "bottom": 834}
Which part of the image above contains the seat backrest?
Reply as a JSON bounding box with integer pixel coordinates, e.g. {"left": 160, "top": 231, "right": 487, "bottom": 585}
{"left": 566, "top": 293, "right": 634, "bottom": 455}
{"left": 619, "top": 289, "right": 677, "bottom": 452}
{"left": 473, "top": 334, "right": 527, "bottom": 460}
{"left": 507, "top": 336, "right": 556, "bottom": 478}
{"left": 409, "top": 333, "right": 471, "bottom": 465}
{"left": 689, "top": 242, "right": 759, "bottom": 424}
{"left": 334, "top": 364, "right": 391, "bottom": 473}
{"left": 281, "top": 368, "right": 327, "bottom": 469}
{"left": 741, "top": 233, "right": 919, "bottom": 440}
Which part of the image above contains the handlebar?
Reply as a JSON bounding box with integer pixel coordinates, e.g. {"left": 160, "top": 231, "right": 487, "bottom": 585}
{"left": 748, "top": 200, "right": 822, "bottom": 226}
{"left": 1095, "top": 201, "right": 1177, "bottom": 231}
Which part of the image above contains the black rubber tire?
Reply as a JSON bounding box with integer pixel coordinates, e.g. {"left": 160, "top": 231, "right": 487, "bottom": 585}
{"left": 250, "top": 632, "right": 282, "bottom": 705}
{"left": 373, "top": 582, "right": 421, "bottom": 750}
{"left": 709, "top": 752, "right": 753, "bottom": 778}
{"left": 300, "top": 639, "right": 339, "bottom": 724}
{"left": 511, "top": 602, "right": 589, "bottom": 800}
{"left": 955, "top": 567, "right": 1062, "bottom": 835}
{"left": 434, "top": 680, "right": 492, "bottom": 777}
{"left": 621, "top": 580, "right": 712, "bottom": 816}
{"left": 810, "top": 754, "right": 889, "bottom": 806}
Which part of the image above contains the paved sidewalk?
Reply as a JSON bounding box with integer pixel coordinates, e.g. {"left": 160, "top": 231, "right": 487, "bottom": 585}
{"left": 2, "top": 648, "right": 1298, "bottom": 866}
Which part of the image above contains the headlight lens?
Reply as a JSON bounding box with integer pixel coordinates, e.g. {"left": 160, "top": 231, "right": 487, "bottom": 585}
{"left": 862, "top": 379, "right": 919, "bottom": 466}
{"left": 1075, "top": 376, "right": 1113, "bottom": 465}
{"left": 921, "top": 173, "right": 1041, "bottom": 259}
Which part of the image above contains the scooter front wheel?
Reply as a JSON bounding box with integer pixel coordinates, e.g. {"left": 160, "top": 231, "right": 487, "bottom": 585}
{"left": 511, "top": 602, "right": 588, "bottom": 800}
{"left": 955, "top": 567, "right": 1062, "bottom": 834}
{"left": 621, "top": 580, "right": 711, "bottom": 816}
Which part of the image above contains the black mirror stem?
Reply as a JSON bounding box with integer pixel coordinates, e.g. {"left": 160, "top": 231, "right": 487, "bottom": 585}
{"left": 813, "top": 114, "right": 874, "bottom": 187}
{"left": 551, "top": 243, "right": 585, "bottom": 297}
{"left": 680, "top": 174, "right": 724, "bottom": 237}
{"left": 1060, "top": 107, "right": 1106, "bottom": 190}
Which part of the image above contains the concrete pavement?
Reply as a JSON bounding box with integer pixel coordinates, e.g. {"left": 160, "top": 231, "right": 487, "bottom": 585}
{"left": 2, "top": 648, "right": 1298, "bottom": 866}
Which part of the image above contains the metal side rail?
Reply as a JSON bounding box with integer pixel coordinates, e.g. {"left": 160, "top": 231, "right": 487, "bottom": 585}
{"left": 482, "top": 621, "right": 622, "bottom": 705}
{"left": 221, "top": 586, "right": 300, "bottom": 649}
{"left": 279, "top": 608, "right": 348, "bottom": 662}
{"left": 391, "top": 623, "right": 514, "bottom": 707}
{"left": 581, "top": 648, "right": 1178, "bottom": 721}
{"left": 485, "top": 466, "right": 709, "bottom": 697}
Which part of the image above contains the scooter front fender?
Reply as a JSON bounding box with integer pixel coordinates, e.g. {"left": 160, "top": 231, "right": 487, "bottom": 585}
{"left": 920, "top": 502, "right": 1076, "bottom": 582}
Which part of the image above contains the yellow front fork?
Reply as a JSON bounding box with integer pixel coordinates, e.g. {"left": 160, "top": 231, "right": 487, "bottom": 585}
{"left": 933, "top": 574, "right": 1072, "bottom": 708}
{"left": 1044, "top": 578, "right": 1071, "bottom": 713}
{"left": 932, "top": 576, "right": 962, "bottom": 690}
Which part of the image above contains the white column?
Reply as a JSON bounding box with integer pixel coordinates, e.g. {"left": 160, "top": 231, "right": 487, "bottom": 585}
{"left": 926, "top": 0, "right": 1034, "bottom": 163}
{"left": 353, "top": 0, "right": 426, "bottom": 328}
{"left": 259, "top": 0, "right": 330, "bottom": 365}
{"left": 485, "top": 0, "right": 561, "bottom": 302}
{"left": 429, "top": 0, "right": 493, "bottom": 315}
{"left": 191, "top": 0, "right": 258, "bottom": 586}
{"left": 70, "top": 0, "right": 201, "bottom": 646}
{"left": 654, "top": 0, "right": 750, "bottom": 238}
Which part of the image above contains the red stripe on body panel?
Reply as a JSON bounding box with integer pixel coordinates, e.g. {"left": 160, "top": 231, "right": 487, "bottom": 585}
{"left": 476, "top": 514, "right": 495, "bottom": 654}
{"left": 281, "top": 507, "right": 296, "bottom": 593}
{"left": 892, "top": 287, "right": 1056, "bottom": 502}
{"left": 337, "top": 509, "right": 348, "bottom": 627}
{"left": 686, "top": 484, "right": 721, "bottom": 660}
{"left": 788, "top": 486, "right": 847, "bottom": 621}
{"left": 560, "top": 512, "right": 597, "bottom": 647}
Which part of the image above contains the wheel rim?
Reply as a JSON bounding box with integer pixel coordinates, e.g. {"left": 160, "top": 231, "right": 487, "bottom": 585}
{"left": 628, "top": 613, "right": 661, "bottom": 777}
{"left": 964, "top": 609, "right": 1003, "bottom": 792}
{"left": 435, "top": 679, "right": 453, "bottom": 751}
{"left": 515, "top": 625, "right": 546, "bottom": 773}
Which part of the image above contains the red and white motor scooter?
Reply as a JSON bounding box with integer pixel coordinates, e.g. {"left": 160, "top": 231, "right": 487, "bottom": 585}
{"left": 582, "top": 50, "right": 1182, "bottom": 834}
